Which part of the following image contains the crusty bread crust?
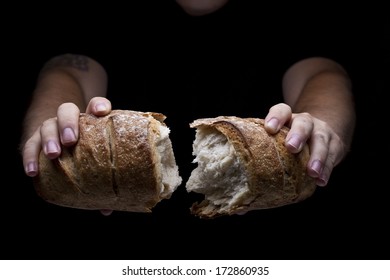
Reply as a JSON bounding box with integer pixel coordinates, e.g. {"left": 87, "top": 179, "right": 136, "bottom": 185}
{"left": 188, "top": 116, "right": 316, "bottom": 218}
{"left": 34, "top": 110, "right": 179, "bottom": 212}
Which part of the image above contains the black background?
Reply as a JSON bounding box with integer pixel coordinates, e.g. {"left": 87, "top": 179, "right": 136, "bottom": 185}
{"left": 4, "top": 1, "right": 389, "bottom": 260}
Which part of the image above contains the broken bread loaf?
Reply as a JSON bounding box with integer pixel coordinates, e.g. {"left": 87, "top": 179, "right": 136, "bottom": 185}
{"left": 34, "top": 110, "right": 182, "bottom": 212}
{"left": 186, "top": 116, "right": 316, "bottom": 218}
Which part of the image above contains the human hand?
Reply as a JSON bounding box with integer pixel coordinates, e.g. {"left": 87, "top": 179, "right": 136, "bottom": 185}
{"left": 264, "top": 103, "right": 346, "bottom": 187}
{"left": 22, "top": 97, "right": 112, "bottom": 215}
{"left": 22, "top": 97, "right": 112, "bottom": 177}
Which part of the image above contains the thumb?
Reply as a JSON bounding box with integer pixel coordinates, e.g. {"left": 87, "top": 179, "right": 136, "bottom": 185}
{"left": 86, "top": 97, "right": 112, "bottom": 116}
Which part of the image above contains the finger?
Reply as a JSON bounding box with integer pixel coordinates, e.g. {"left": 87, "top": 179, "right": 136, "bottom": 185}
{"left": 57, "top": 103, "right": 81, "bottom": 146}
{"left": 264, "top": 103, "right": 292, "bottom": 134}
{"left": 316, "top": 137, "right": 339, "bottom": 187}
{"left": 316, "top": 165, "right": 331, "bottom": 187}
{"left": 86, "top": 97, "right": 111, "bottom": 116}
{"left": 22, "top": 129, "right": 42, "bottom": 177}
{"left": 40, "top": 118, "right": 61, "bottom": 159}
{"left": 285, "top": 113, "right": 314, "bottom": 153}
{"left": 306, "top": 127, "right": 330, "bottom": 180}
{"left": 100, "top": 209, "right": 113, "bottom": 216}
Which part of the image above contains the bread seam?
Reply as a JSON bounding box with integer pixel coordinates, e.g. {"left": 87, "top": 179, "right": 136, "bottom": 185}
{"left": 271, "top": 136, "right": 286, "bottom": 192}
{"left": 107, "top": 116, "right": 119, "bottom": 197}
{"left": 57, "top": 154, "right": 84, "bottom": 194}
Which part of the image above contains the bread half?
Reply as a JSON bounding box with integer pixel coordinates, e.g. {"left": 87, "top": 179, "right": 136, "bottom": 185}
{"left": 186, "top": 116, "right": 316, "bottom": 218}
{"left": 34, "top": 110, "right": 182, "bottom": 212}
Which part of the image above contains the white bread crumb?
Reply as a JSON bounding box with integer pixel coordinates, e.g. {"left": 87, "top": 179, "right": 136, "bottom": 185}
{"left": 156, "top": 125, "right": 182, "bottom": 199}
{"left": 186, "top": 127, "right": 252, "bottom": 212}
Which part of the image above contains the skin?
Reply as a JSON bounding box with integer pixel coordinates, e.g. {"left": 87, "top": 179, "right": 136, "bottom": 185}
{"left": 20, "top": 0, "right": 356, "bottom": 215}
{"left": 175, "top": 0, "right": 229, "bottom": 16}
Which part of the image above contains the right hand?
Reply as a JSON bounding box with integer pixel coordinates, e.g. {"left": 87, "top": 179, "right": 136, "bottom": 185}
{"left": 22, "top": 97, "right": 112, "bottom": 216}
{"left": 22, "top": 97, "right": 112, "bottom": 177}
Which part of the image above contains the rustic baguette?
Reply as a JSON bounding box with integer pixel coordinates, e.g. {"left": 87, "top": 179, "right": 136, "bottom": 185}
{"left": 34, "top": 110, "right": 182, "bottom": 212}
{"left": 186, "top": 116, "right": 316, "bottom": 218}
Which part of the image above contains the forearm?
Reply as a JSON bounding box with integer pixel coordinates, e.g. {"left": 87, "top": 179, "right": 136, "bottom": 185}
{"left": 21, "top": 54, "right": 108, "bottom": 147}
{"left": 22, "top": 71, "right": 86, "bottom": 146}
{"left": 283, "top": 58, "right": 356, "bottom": 152}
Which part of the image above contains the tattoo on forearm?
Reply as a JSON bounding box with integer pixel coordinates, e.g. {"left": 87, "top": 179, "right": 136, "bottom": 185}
{"left": 43, "top": 54, "right": 89, "bottom": 71}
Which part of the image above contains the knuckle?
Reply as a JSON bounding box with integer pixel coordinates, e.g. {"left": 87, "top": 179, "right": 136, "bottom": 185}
{"left": 279, "top": 103, "right": 292, "bottom": 112}
{"left": 312, "top": 131, "right": 328, "bottom": 144}
{"left": 41, "top": 118, "right": 55, "bottom": 128}
{"left": 270, "top": 102, "right": 290, "bottom": 112}
{"left": 58, "top": 102, "right": 77, "bottom": 112}
{"left": 293, "top": 112, "right": 313, "bottom": 126}
{"left": 299, "top": 112, "right": 312, "bottom": 120}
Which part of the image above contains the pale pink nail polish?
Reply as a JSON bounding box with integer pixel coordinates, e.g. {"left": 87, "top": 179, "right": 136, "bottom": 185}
{"left": 63, "top": 127, "right": 76, "bottom": 143}
{"left": 266, "top": 118, "right": 279, "bottom": 131}
{"left": 26, "top": 162, "right": 38, "bottom": 176}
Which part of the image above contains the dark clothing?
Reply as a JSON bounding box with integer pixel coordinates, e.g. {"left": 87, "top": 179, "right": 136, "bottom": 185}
{"left": 86, "top": 2, "right": 361, "bottom": 181}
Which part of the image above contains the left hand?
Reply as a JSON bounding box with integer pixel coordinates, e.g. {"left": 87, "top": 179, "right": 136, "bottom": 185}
{"left": 264, "top": 103, "right": 346, "bottom": 186}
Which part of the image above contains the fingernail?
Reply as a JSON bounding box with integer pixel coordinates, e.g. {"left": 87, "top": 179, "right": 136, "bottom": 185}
{"left": 310, "top": 160, "right": 323, "bottom": 176}
{"left": 45, "top": 140, "right": 59, "bottom": 155}
{"left": 287, "top": 134, "right": 302, "bottom": 151}
{"left": 95, "top": 103, "right": 106, "bottom": 113}
{"left": 317, "top": 177, "right": 328, "bottom": 187}
{"left": 266, "top": 118, "right": 279, "bottom": 132}
{"left": 318, "top": 167, "right": 330, "bottom": 186}
{"left": 62, "top": 127, "right": 76, "bottom": 143}
{"left": 100, "top": 209, "right": 113, "bottom": 216}
{"left": 25, "top": 162, "right": 38, "bottom": 177}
